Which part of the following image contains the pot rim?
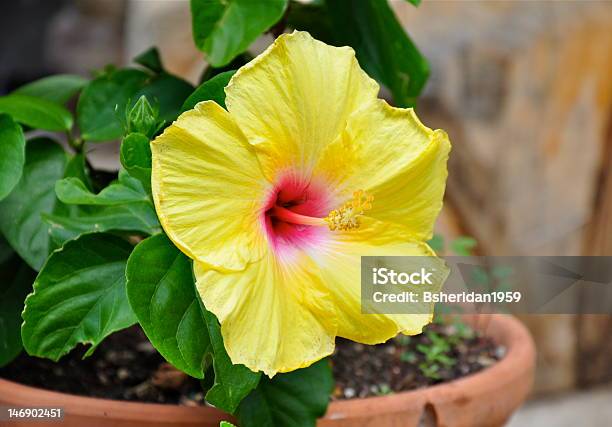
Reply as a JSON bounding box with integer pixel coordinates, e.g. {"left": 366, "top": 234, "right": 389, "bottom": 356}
{"left": 0, "top": 314, "right": 535, "bottom": 423}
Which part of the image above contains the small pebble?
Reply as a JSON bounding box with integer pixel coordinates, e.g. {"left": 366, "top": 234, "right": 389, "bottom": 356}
{"left": 344, "top": 387, "right": 356, "bottom": 399}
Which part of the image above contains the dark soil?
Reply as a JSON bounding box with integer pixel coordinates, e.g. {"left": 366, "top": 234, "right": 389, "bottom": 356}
{"left": 0, "top": 321, "right": 502, "bottom": 404}
{"left": 0, "top": 327, "right": 206, "bottom": 405}
{"left": 331, "top": 320, "right": 504, "bottom": 399}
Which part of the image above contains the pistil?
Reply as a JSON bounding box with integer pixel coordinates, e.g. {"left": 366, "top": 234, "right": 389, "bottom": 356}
{"left": 270, "top": 206, "right": 326, "bottom": 226}
{"left": 270, "top": 190, "right": 373, "bottom": 232}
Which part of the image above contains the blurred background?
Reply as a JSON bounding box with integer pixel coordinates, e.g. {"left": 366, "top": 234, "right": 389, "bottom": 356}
{"left": 1, "top": 0, "right": 611, "bottom": 425}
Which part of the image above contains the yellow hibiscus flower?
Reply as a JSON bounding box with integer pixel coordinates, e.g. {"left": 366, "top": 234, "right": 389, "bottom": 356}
{"left": 151, "top": 31, "right": 451, "bottom": 377}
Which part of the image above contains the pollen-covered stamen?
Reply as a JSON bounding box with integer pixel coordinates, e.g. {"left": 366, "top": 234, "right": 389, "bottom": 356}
{"left": 269, "top": 190, "right": 373, "bottom": 232}
{"left": 324, "top": 190, "right": 373, "bottom": 231}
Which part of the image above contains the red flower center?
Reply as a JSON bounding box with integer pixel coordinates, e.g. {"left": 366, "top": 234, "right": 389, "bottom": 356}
{"left": 263, "top": 173, "right": 332, "bottom": 258}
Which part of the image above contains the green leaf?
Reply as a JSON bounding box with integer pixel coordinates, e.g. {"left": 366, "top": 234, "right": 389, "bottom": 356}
{"left": 427, "top": 234, "right": 444, "bottom": 253}
{"left": 120, "top": 133, "right": 152, "bottom": 192}
{"left": 44, "top": 171, "right": 160, "bottom": 245}
{"left": 43, "top": 206, "right": 160, "bottom": 247}
{"left": 286, "top": 1, "right": 333, "bottom": 41}
{"left": 56, "top": 172, "right": 149, "bottom": 206}
{"left": 450, "top": 236, "right": 478, "bottom": 256}
{"left": 191, "top": 0, "right": 288, "bottom": 67}
{"left": 77, "top": 69, "right": 150, "bottom": 142}
{"left": 13, "top": 74, "right": 88, "bottom": 105}
{"left": 182, "top": 70, "right": 236, "bottom": 112}
{"left": 62, "top": 152, "right": 93, "bottom": 191}
{"left": 126, "top": 234, "right": 260, "bottom": 411}
{"left": 126, "top": 234, "right": 211, "bottom": 379}
{"left": 0, "top": 257, "right": 36, "bottom": 367}
{"left": 237, "top": 359, "right": 333, "bottom": 427}
{"left": 220, "top": 423, "right": 236, "bottom": 427}
{"left": 326, "top": 0, "right": 429, "bottom": 107}
{"left": 405, "top": 0, "right": 422, "bottom": 6}
{"left": 0, "top": 94, "right": 73, "bottom": 132}
{"left": 21, "top": 233, "right": 137, "bottom": 360}
{"left": 134, "top": 73, "right": 194, "bottom": 123}
{"left": 134, "top": 47, "right": 164, "bottom": 73}
{"left": 200, "top": 301, "right": 261, "bottom": 414}
{"left": 0, "top": 139, "right": 68, "bottom": 270}
{"left": 0, "top": 114, "right": 26, "bottom": 201}
{"left": 199, "top": 53, "right": 251, "bottom": 84}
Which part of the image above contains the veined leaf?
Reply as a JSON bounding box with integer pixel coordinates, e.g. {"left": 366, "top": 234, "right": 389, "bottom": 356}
{"left": 0, "top": 94, "right": 73, "bottom": 132}
{"left": 77, "top": 69, "right": 150, "bottom": 142}
{"left": 237, "top": 359, "right": 334, "bottom": 427}
{"left": 78, "top": 68, "right": 193, "bottom": 142}
{"left": 126, "top": 234, "right": 211, "bottom": 379}
{"left": 0, "top": 114, "right": 26, "bottom": 201}
{"left": 56, "top": 172, "right": 150, "bottom": 206}
{"left": 0, "top": 139, "right": 68, "bottom": 270}
{"left": 191, "top": 0, "right": 288, "bottom": 67}
{"left": 44, "top": 172, "right": 160, "bottom": 245}
{"left": 21, "top": 234, "right": 136, "bottom": 360}
{"left": 13, "top": 74, "right": 88, "bottom": 105}
{"left": 126, "top": 234, "right": 260, "bottom": 411}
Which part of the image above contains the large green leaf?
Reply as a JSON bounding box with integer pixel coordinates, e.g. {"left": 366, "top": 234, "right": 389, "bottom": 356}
{"left": 0, "top": 114, "right": 26, "bottom": 201}
{"left": 126, "top": 234, "right": 260, "bottom": 411}
{"left": 326, "top": 0, "right": 429, "bottom": 107}
{"left": 78, "top": 68, "right": 193, "bottom": 142}
{"left": 0, "top": 139, "right": 68, "bottom": 270}
{"left": 13, "top": 74, "right": 88, "bottom": 105}
{"left": 45, "top": 171, "right": 160, "bottom": 245}
{"left": 77, "top": 69, "right": 150, "bottom": 142}
{"left": 126, "top": 234, "right": 211, "bottom": 379}
{"left": 237, "top": 359, "right": 334, "bottom": 427}
{"left": 191, "top": 0, "right": 288, "bottom": 67}
{"left": 0, "top": 94, "right": 73, "bottom": 131}
{"left": 21, "top": 233, "right": 136, "bottom": 360}
{"left": 0, "top": 257, "right": 36, "bottom": 367}
{"left": 120, "top": 133, "right": 152, "bottom": 192}
{"left": 182, "top": 70, "right": 236, "bottom": 112}
{"left": 128, "top": 236, "right": 262, "bottom": 410}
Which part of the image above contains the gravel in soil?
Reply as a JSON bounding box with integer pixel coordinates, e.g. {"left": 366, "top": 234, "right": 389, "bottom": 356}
{"left": 0, "top": 321, "right": 503, "bottom": 404}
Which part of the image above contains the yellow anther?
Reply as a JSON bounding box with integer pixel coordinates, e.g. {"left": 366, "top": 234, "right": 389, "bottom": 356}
{"left": 324, "top": 190, "right": 373, "bottom": 231}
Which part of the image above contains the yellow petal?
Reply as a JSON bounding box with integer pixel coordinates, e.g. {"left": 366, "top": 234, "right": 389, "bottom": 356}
{"left": 316, "top": 99, "right": 451, "bottom": 240}
{"left": 311, "top": 217, "right": 448, "bottom": 344}
{"left": 225, "top": 31, "right": 379, "bottom": 181}
{"left": 194, "top": 254, "right": 337, "bottom": 377}
{"left": 151, "top": 101, "right": 268, "bottom": 271}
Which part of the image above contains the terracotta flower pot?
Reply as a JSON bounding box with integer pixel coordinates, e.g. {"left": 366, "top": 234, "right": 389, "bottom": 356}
{"left": 0, "top": 314, "right": 535, "bottom": 427}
